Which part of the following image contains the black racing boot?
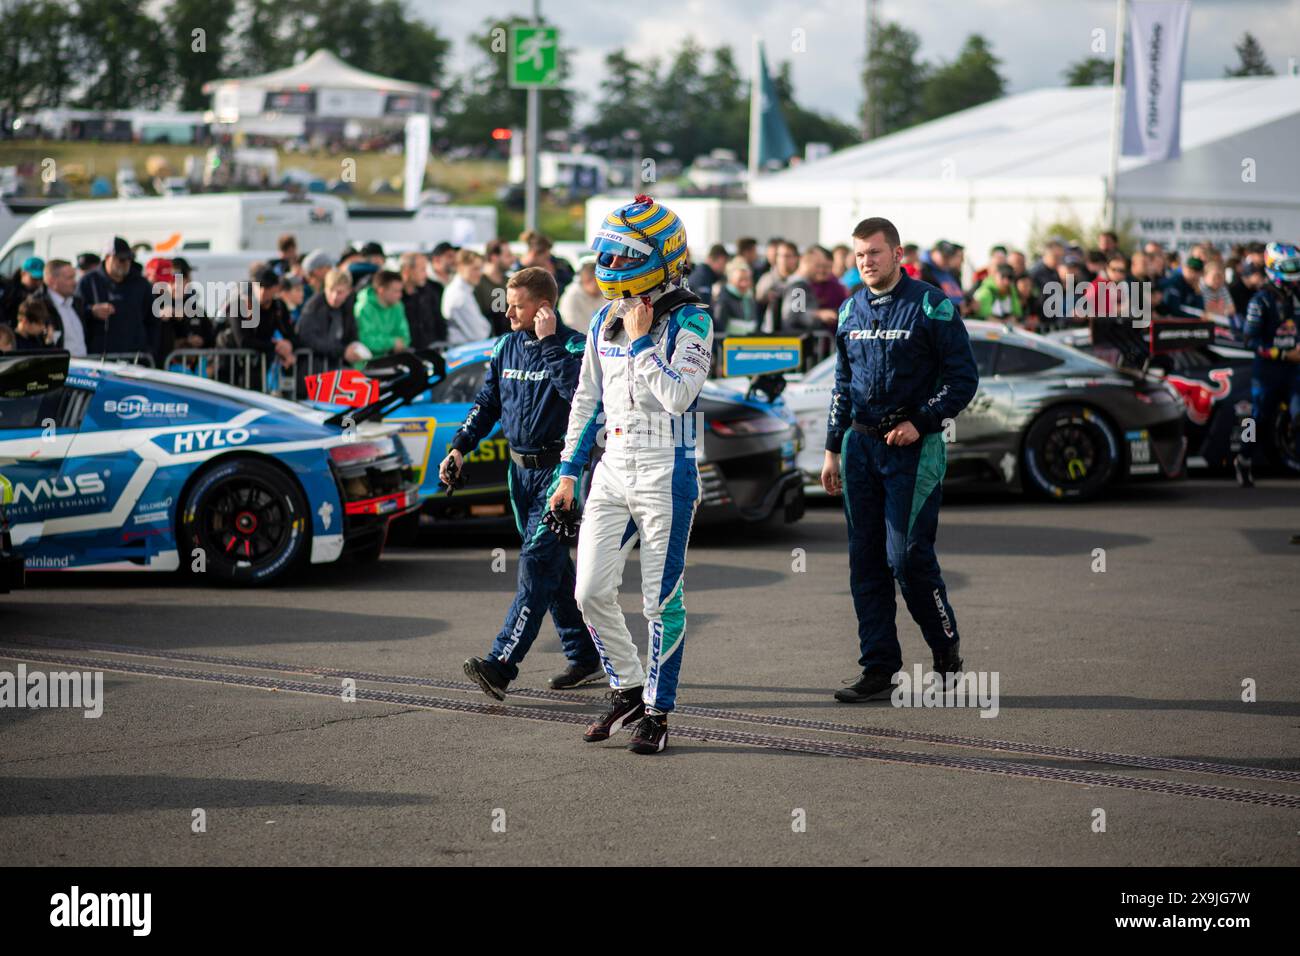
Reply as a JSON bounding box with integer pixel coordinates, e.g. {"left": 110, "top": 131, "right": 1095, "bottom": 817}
{"left": 548, "top": 661, "right": 606, "bottom": 690}
{"left": 583, "top": 687, "right": 646, "bottom": 741}
{"left": 627, "top": 712, "right": 669, "bottom": 754}
{"left": 463, "top": 656, "right": 510, "bottom": 702}
{"left": 834, "top": 668, "right": 897, "bottom": 703}
{"left": 1234, "top": 454, "right": 1254, "bottom": 488}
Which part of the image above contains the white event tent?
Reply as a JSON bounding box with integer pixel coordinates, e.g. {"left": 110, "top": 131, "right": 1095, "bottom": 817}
{"left": 203, "top": 50, "right": 436, "bottom": 139}
{"left": 749, "top": 76, "right": 1300, "bottom": 256}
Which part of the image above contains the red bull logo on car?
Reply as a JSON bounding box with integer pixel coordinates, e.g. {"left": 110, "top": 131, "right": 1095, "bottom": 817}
{"left": 1166, "top": 368, "right": 1232, "bottom": 426}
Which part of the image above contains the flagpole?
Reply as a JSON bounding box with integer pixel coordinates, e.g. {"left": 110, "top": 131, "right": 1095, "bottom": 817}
{"left": 1106, "top": 0, "right": 1128, "bottom": 232}
{"left": 525, "top": 0, "right": 542, "bottom": 232}
{"left": 748, "top": 35, "right": 761, "bottom": 192}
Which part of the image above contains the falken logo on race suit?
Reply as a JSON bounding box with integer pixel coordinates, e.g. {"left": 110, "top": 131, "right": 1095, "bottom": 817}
{"left": 501, "top": 369, "right": 549, "bottom": 381}
{"left": 103, "top": 395, "right": 190, "bottom": 420}
{"left": 848, "top": 329, "right": 912, "bottom": 340}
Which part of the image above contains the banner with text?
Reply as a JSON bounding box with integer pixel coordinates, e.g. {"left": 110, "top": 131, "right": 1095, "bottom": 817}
{"left": 1122, "top": 0, "right": 1192, "bottom": 161}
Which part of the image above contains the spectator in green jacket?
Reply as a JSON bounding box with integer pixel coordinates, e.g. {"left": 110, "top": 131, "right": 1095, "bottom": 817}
{"left": 354, "top": 270, "right": 409, "bottom": 357}
{"left": 972, "top": 264, "right": 1023, "bottom": 321}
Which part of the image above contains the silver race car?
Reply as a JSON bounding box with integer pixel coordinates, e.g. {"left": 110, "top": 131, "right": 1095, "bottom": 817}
{"left": 783, "top": 320, "right": 1187, "bottom": 501}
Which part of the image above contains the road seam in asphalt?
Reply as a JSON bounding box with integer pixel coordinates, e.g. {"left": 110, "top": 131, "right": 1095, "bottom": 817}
{"left": 3, "top": 645, "right": 1300, "bottom": 809}
{"left": 5, "top": 637, "right": 1296, "bottom": 785}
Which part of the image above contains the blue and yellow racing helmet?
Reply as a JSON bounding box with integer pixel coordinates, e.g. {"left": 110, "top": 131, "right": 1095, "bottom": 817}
{"left": 1264, "top": 242, "right": 1300, "bottom": 286}
{"left": 590, "top": 194, "right": 689, "bottom": 299}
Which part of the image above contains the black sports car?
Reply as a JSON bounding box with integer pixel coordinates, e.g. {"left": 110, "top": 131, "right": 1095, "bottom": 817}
{"left": 785, "top": 320, "right": 1187, "bottom": 501}
{"left": 385, "top": 341, "right": 806, "bottom": 527}
{"left": 1052, "top": 317, "right": 1298, "bottom": 475}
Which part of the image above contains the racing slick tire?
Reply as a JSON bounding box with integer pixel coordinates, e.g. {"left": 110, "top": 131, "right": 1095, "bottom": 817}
{"left": 180, "top": 457, "right": 311, "bottom": 586}
{"left": 1021, "top": 403, "right": 1120, "bottom": 502}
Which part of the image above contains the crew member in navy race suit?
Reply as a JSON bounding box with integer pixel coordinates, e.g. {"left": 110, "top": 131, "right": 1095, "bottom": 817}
{"left": 446, "top": 267, "right": 603, "bottom": 698}
{"left": 822, "top": 217, "right": 979, "bottom": 703}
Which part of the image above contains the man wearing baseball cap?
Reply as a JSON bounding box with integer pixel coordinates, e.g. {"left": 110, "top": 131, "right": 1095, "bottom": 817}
{"left": 920, "top": 240, "right": 965, "bottom": 307}
{"left": 1162, "top": 255, "right": 1205, "bottom": 319}
{"left": 301, "top": 249, "right": 334, "bottom": 300}
{"left": 75, "top": 236, "right": 158, "bottom": 356}
{"left": 228, "top": 266, "right": 298, "bottom": 370}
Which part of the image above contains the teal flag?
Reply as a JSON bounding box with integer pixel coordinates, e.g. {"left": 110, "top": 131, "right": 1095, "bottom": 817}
{"left": 757, "top": 44, "right": 796, "bottom": 167}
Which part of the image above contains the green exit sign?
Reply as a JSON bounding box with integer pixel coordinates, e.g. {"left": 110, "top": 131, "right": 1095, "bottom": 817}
{"left": 509, "top": 26, "right": 559, "bottom": 88}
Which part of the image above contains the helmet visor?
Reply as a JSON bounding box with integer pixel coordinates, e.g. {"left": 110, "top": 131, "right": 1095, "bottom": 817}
{"left": 1272, "top": 257, "right": 1300, "bottom": 279}
{"left": 591, "top": 228, "right": 653, "bottom": 264}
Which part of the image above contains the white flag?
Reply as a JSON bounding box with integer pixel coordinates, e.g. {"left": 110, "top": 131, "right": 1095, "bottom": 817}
{"left": 403, "top": 113, "right": 431, "bottom": 209}
{"left": 1122, "top": 0, "right": 1192, "bottom": 160}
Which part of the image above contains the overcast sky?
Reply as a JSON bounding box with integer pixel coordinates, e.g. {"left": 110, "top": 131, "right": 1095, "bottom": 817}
{"left": 414, "top": 0, "right": 1299, "bottom": 124}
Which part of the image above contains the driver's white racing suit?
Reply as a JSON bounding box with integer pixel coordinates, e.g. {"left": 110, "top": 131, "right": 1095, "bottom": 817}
{"left": 559, "top": 288, "right": 714, "bottom": 713}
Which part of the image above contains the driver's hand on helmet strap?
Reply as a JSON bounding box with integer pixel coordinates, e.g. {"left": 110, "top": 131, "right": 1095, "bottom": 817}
{"left": 625, "top": 298, "right": 654, "bottom": 339}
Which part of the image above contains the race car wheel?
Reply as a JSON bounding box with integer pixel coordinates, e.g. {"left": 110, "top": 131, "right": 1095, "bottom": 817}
{"left": 181, "top": 458, "right": 310, "bottom": 585}
{"left": 1271, "top": 404, "right": 1300, "bottom": 473}
{"left": 1021, "top": 404, "right": 1119, "bottom": 502}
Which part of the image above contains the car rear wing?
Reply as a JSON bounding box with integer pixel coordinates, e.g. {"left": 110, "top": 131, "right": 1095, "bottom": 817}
{"left": 1090, "top": 314, "right": 1215, "bottom": 368}
{"left": 308, "top": 350, "right": 446, "bottom": 428}
{"left": 0, "top": 350, "right": 70, "bottom": 400}
{"left": 718, "top": 336, "right": 804, "bottom": 402}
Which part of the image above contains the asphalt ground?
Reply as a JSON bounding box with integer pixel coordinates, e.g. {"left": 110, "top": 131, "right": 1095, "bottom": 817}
{"left": 1, "top": 478, "right": 1297, "bottom": 866}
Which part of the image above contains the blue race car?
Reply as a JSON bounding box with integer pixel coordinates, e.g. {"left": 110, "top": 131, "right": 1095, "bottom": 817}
{"left": 0, "top": 351, "right": 421, "bottom": 588}
{"left": 358, "top": 341, "right": 807, "bottom": 527}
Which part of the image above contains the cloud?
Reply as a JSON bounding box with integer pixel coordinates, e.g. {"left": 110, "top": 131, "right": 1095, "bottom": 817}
{"left": 413, "top": 0, "right": 1298, "bottom": 126}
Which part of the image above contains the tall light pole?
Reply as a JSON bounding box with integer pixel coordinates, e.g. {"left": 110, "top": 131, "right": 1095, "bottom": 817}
{"left": 862, "top": 0, "right": 881, "bottom": 140}
{"left": 524, "top": 0, "right": 542, "bottom": 232}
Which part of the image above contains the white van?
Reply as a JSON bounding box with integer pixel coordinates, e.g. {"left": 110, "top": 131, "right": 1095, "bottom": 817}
{"left": 347, "top": 203, "right": 497, "bottom": 252}
{"left": 0, "top": 192, "right": 349, "bottom": 276}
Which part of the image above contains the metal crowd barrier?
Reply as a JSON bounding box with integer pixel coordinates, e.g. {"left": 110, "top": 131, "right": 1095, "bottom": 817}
{"left": 803, "top": 329, "right": 834, "bottom": 368}
{"left": 158, "top": 347, "right": 416, "bottom": 401}
{"left": 161, "top": 348, "right": 270, "bottom": 392}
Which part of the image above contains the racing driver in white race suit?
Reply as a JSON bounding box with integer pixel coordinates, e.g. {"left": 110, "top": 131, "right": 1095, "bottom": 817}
{"left": 548, "top": 195, "right": 712, "bottom": 755}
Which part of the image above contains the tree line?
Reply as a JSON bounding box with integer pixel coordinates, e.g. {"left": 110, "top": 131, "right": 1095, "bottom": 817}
{"left": 0, "top": 1, "right": 1278, "bottom": 163}
{"left": 861, "top": 22, "right": 1278, "bottom": 138}
{"left": 0, "top": 0, "right": 858, "bottom": 164}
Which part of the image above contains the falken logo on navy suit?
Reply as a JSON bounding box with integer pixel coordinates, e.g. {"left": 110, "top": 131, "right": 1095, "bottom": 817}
{"left": 848, "top": 329, "right": 912, "bottom": 340}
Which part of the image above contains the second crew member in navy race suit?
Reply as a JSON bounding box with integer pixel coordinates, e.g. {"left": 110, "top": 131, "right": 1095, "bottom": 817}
{"left": 822, "top": 217, "right": 979, "bottom": 703}
{"left": 443, "top": 267, "right": 603, "bottom": 698}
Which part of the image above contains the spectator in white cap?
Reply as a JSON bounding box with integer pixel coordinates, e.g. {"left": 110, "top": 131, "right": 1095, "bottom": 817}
{"left": 301, "top": 249, "right": 334, "bottom": 301}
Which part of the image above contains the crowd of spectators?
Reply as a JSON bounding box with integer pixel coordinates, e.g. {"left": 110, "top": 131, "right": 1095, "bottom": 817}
{"left": 0, "top": 229, "right": 582, "bottom": 382}
{"left": 0, "top": 221, "right": 1278, "bottom": 389}
{"left": 683, "top": 230, "right": 1275, "bottom": 352}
